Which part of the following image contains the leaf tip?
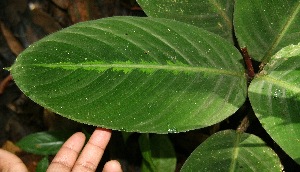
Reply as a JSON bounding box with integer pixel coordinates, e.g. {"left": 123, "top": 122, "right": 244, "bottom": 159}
{"left": 3, "top": 67, "right": 11, "bottom": 71}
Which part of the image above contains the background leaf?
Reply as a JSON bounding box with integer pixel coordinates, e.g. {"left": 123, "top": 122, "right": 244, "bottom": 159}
{"left": 249, "top": 43, "right": 300, "bottom": 164}
{"left": 16, "top": 131, "right": 71, "bottom": 155}
{"left": 181, "top": 130, "right": 282, "bottom": 171}
{"left": 139, "top": 134, "right": 176, "bottom": 172}
{"left": 137, "top": 0, "right": 234, "bottom": 43}
{"left": 36, "top": 156, "right": 49, "bottom": 172}
{"left": 234, "top": 0, "right": 300, "bottom": 63}
{"left": 11, "top": 16, "right": 247, "bottom": 133}
{"left": 139, "top": 134, "right": 156, "bottom": 171}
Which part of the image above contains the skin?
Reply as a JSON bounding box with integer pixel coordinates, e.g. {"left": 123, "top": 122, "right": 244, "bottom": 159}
{"left": 0, "top": 128, "right": 122, "bottom": 172}
{"left": 0, "top": 149, "right": 28, "bottom": 172}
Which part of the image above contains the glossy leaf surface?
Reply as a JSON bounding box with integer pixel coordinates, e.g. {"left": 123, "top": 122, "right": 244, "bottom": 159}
{"left": 11, "top": 16, "right": 247, "bottom": 133}
{"left": 234, "top": 0, "right": 300, "bottom": 63}
{"left": 137, "top": 0, "right": 234, "bottom": 42}
{"left": 249, "top": 43, "right": 300, "bottom": 164}
{"left": 181, "top": 130, "right": 282, "bottom": 171}
{"left": 17, "top": 131, "right": 71, "bottom": 155}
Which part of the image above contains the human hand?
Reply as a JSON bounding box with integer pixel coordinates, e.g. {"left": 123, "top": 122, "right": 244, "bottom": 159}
{"left": 0, "top": 128, "right": 122, "bottom": 172}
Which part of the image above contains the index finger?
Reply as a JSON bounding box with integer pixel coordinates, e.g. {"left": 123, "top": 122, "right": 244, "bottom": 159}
{"left": 47, "top": 132, "right": 86, "bottom": 172}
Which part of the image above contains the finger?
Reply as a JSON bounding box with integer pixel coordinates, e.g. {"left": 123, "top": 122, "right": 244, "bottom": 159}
{"left": 72, "top": 128, "right": 112, "bottom": 172}
{"left": 47, "top": 132, "right": 86, "bottom": 172}
{"left": 0, "top": 149, "right": 28, "bottom": 172}
{"left": 102, "top": 160, "right": 123, "bottom": 172}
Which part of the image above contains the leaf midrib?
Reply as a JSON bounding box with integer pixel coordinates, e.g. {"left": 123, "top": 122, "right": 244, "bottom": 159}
{"left": 263, "top": 2, "right": 300, "bottom": 63}
{"left": 209, "top": 0, "right": 232, "bottom": 30}
{"left": 229, "top": 132, "right": 241, "bottom": 172}
{"left": 36, "top": 141, "right": 64, "bottom": 147}
{"left": 30, "top": 63, "right": 244, "bottom": 77}
{"left": 260, "top": 75, "right": 300, "bottom": 93}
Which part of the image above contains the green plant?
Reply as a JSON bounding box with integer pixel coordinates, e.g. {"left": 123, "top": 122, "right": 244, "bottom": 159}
{"left": 16, "top": 130, "right": 74, "bottom": 171}
{"left": 9, "top": 0, "right": 300, "bottom": 171}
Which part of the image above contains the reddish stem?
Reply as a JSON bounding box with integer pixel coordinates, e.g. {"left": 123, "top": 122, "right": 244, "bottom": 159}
{"left": 241, "top": 47, "right": 255, "bottom": 79}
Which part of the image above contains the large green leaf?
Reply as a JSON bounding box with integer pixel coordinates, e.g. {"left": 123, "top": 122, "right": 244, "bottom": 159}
{"left": 11, "top": 16, "right": 247, "bottom": 133}
{"left": 137, "top": 0, "right": 234, "bottom": 42}
{"left": 234, "top": 0, "right": 300, "bottom": 63}
{"left": 249, "top": 43, "right": 300, "bottom": 164}
{"left": 181, "top": 130, "right": 282, "bottom": 171}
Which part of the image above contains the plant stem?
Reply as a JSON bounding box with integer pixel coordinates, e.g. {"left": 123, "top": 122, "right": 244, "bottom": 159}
{"left": 241, "top": 47, "right": 255, "bottom": 80}
{"left": 236, "top": 115, "right": 249, "bottom": 134}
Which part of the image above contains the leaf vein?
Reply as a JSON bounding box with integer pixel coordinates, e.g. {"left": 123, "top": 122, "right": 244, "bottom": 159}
{"left": 263, "top": 2, "right": 300, "bottom": 62}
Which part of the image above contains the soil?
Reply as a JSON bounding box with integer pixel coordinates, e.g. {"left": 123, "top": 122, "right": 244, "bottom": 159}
{"left": 0, "top": 0, "right": 299, "bottom": 171}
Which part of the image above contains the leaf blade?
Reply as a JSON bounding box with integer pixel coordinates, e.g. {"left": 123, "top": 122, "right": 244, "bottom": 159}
{"left": 11, "top": 16, "right": 247, "bottom": 133}
{"left": 137, "top": 0, "right": 234, "bottom": 42}
{"left": 36, "top": 156, "right": 49, "bottom": 172}
{"left": 249, "top": 43, "right": 300, "bottom": 164}
{"left": 16, "top": 131, "right": 71, "bottom": 155}
{"left": 234, "top": 0, "right": 300, "bottom": 63}
{"left": 139, "top": 134, "right": 176, "bottom": 172}
{"left": 180, "top": 130, "right": 282, "bottom": 171}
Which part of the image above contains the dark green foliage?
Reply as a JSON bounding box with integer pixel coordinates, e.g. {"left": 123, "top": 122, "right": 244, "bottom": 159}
{"left": 10, "top": 0, "right": 300, "bottom": 170}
